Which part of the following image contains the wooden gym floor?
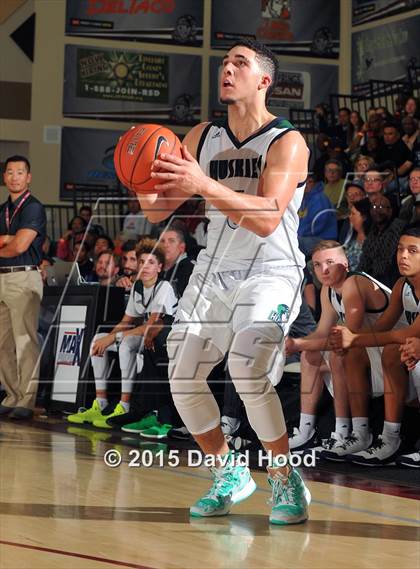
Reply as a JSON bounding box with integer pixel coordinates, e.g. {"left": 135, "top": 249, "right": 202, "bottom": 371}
{"left": 0, "top": 419, "right": 419, "bottom": 569}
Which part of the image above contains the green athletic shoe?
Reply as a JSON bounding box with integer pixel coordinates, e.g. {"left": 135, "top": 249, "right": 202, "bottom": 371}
{"left": 139, "top": 423, "right": 173, "bottom": 439}
{"left": 92, "top": 403, "right": 127, "bottom": 429}
{"left": 190, "top": 453, "right": 257, "bottom": 517}
{"left": 121, "top": 413, "right": 159, "bottom": 434}
{"left": 268, "top": 468, "right": 311, "bottom": 525}
{"left": 67, "top": 399, "right": 104, "bottom": 425}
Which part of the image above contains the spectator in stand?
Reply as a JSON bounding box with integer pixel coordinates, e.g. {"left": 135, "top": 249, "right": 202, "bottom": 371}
{"left": 348, "top": 110, "right": 365, "bottom": 158}
{"left": 376, "top": 106, "right": 393, "bottom": 122}
{"left": 400, "top": 168, "right": 420, "bottom": 223}
{"left": 115, "top": 240, "right": 139, "bottom": 293}
{"left": 42, "top": 235, "right": 52, "bottom": 257}
{"left": 343, "top": 198, "right": 372, "bottom": 271}
{"left": 160, "top": 225, "right": 194, "bottom": 297}
{"left": 403, "top": 96, "right": 420, "bottom": 120}
{"left": 298, "top": 173, "right": 337, "bottom": 256}
{"left": 358, "top": 193, "right": 407, "bottom": 287}
{"left": 73, "top": 241, "right": 94, "bottom": 280}
{"left": 93, "top": 235, "right": 114, "bottom": 259}
{"left": 401, "top": 116, "right": 420, "bottom": 151}
{"left": 88, "top": 250, "right": 119, "bottom": 286}
{"left": 376, "top": 122, "right": 413, "bottom": 178}
{"left": 329, "top": 138, "right": 352, "bottom": 176}
{"left": 360, "top": 134, "right": 381, "bottom": 163}
{"left": 323, "top": 159, "right": 346, "bottom": 207}
{"left": 56, "top": 216, "right": 87, "bottom": 261}
{"left": 338, "top": 181, "right": 366, "bottom": 242}
{"left": 314, "top": 103, "right": 329, "bottom": 133}
{"left": 365, "top": 112, "right": 384, "bottom": 139}
{"left": 122, "top": 191, "right": 155, "bottom": 238}
{"left": 330, "top": 107, "right": 353, "bottom": 148}
{"left": 79, "top": 205, "right": 105, "bottom": 236}
{"left": 313, "top": 133, "right": 332, "bottom": 181}
{"left": 39, "top": 255, "right": 54, "bottom": 285}
{"left": 363, "top": 168, "right": 385, "bottom": 200}
{"left": 353, "top": 155, "right": 376, "bottom": 183}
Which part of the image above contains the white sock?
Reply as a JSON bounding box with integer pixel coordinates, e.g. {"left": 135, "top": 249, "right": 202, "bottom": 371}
{"left": 96, "top": 397, "right": 108, "bottom": 411}
{"left": 299, "top": 413, "right": 316, "bottom": 436}
{"left": 335, "top": 417, "right": 351, "bottom": 437}
{"left": 352, "top": 417, "right": 369, "bottom": 437}
{"left": 383, "top": 421, "right": 401, "bottom": 441}
{"left": 119, "top": 400, "right": 130, "bottom": 412}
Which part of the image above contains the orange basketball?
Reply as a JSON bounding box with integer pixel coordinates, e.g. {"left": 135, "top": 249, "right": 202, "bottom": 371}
{"left": 114, "top": 124, "right": 182, "bottom": 194}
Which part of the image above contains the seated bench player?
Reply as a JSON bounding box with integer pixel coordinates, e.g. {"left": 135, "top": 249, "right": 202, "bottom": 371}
{"left": 68, "top": 238, "right": 177, "bottom": 427}
{"left": 286, "top": 240, "right": 398, "bottom": 460}
{"left": 330, "top": 225, "right": 420, "bottom": 466}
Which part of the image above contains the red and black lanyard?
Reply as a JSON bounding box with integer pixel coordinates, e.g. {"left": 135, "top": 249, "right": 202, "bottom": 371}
{"left": 5, "top": 190, "right": 30, "bottom": 234}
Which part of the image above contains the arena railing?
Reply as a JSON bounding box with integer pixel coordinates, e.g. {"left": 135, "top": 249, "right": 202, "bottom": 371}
{"left": 368, "top": 79, "right": 411, "bottom": 115}
{"left": 329, "top": 92, "right": 374, "bottom": 123}
{"left": 289, "top": 108, "right": 323, "bottom": 164}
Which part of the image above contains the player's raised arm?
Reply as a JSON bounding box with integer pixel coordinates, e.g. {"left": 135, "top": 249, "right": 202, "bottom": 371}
{"left": 137, "top": 122, "right": 210, "bottom": 224}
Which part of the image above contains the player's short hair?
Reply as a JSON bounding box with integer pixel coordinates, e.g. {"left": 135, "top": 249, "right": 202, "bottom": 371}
{"left": 136, "top": 237, "right": 166, "bottom": 267}
{"left": 401, "top": 223, "right": 420, "bottom": 239}
{"left": 230, "top": 38, "right": 279, "bottom": 101}
{"left": 4, "top": 155, "right": 31, "bottom": 172}
{"left": 311, "top": 240, "right": 345, "bottom": 257}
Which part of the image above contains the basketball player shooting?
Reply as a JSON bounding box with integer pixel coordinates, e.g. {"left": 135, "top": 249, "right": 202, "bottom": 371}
{"left": 137, "top": 39, "right": 310, "bottom": 525}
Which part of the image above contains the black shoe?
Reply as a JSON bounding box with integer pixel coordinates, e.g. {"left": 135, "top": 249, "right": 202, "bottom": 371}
{"left": 0, "top": 405, "right": 14, "bottom": 416}
{"left": 167, "top": 426, "right": 192, "bottom": 440}
{"left": 9, "top": 407, "right": 34, "bottom": 420}
{"left": 106, "top": 410, "right": 144, "bottom": 427}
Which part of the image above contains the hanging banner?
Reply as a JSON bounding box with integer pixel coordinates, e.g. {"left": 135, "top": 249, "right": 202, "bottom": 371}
{"left": 60, "top": 127, "right": 125, "bottom": 200}
{"left": 65, "top": 0, "right": 203, "bottom": 46}
{"left": 209, "top": 57, "right": 338, "bottom": 119}
{"left": 352, "top": 0, "right": 420, "bottom": 26}
{"left": 211, "top": 0, "right": 339, "bottom": 59}
{"left": 63, "top": 45, "right": 201, "bottom": 124}
{"left": 352, "top": 15, "right": 420, "bottom": 87}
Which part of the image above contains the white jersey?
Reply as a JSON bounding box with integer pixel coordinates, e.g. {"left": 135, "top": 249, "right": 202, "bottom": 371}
{"left": 401, "top": 279, "right": 419, "bottom": 325}
{"left": 125, "top": 279, "right": 178, "bottom": 319}
{"left": 329, "top": 271, "right": 390, "bottom": 328}
{"left": 194, "top": 118, "right": 306, "bottom": 274}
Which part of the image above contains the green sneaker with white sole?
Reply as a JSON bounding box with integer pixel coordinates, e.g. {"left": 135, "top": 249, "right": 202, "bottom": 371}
{"left": 190, "top": 452, "right": 257, "bottom": 517}
{"left": 268, "top": 467, "right": 311, "bottom": 525}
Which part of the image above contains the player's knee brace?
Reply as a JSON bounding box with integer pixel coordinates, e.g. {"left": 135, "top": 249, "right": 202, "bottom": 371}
{"left": 167, "top": 331, "right": 222, "bottom": 435}
{"left": 227, "top": 327, "right": 286, "bottom": 442}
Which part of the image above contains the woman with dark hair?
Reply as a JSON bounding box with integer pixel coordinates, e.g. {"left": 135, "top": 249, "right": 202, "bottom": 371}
{"left": 56, "top": 215, "right": 87, "bottom": 261}
{"left": 343, "top": 198, "right": 372, "bottom": 271}
{"left": 348, "top": 110, "right": 365, "bottom": 158}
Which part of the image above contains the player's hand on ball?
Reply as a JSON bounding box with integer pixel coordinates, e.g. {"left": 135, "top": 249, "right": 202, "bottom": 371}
{"left": 151, "top": 145, "right": 208, "bottom": 196}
